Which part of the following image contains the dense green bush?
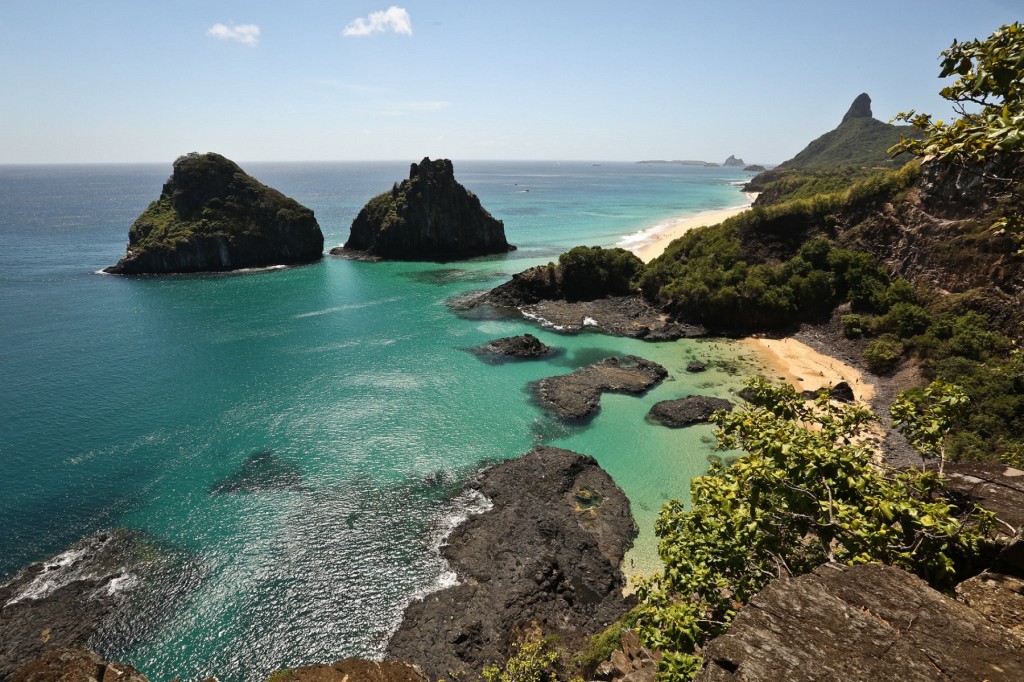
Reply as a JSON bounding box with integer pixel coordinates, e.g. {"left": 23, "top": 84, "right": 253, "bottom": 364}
{"left": 864, "top": 334, "right": 905, "bottom": 373}
{"left": 842, "top": 313, "right": 868, "bottom": 338}
{"left": 636, "top": 379, "right": 994, "bottom": 680}
{"left": 557, "top": 246, "right": 643, "bottom": 301}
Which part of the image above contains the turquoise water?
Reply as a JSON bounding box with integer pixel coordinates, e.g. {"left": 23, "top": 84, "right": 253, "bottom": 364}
{"left": 0, "top": 161, "right": 770, "bottom": 681}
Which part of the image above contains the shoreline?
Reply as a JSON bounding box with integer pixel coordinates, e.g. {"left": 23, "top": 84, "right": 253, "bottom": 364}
{"left": 747, "top": 336, "right": 875, "bottom": 404}
{"left": 622, "top": 192, "right": 758, "bottom": 263}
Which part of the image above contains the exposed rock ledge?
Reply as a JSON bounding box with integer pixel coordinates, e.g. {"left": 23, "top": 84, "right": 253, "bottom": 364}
{"left": 647, "top": 396, "right": 733, "bottom": 428}
{"left": 695, "top": 562, "right": 1024, "bottom": 682}
{"left": 481, "top": 333, "right": 554, "bottom": 358}
{"left": 534, "top": 356, "right": 668, "bottom": 420}
{"left": 461, "top": 263, "right": 704, "bottom": 340}
{"left": 387, "top": 446, "right": 637, "bottom": 681}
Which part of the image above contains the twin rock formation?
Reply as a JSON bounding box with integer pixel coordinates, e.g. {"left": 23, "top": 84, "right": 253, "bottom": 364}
{"left": 106, "top": 155, "right": 511, "bottom": 274}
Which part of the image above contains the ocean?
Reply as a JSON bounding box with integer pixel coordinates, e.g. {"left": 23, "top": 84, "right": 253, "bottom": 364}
{"left": 0, "top": 161, "right": 772, "bottom": 681}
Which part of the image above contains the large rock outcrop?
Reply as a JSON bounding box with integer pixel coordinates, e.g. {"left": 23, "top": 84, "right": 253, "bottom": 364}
{"left": 694, "top": 563, "right": 1024, "bottom": 681}
{"left": 335, "top": 158, "right": 513, "bottom": 260}
{"left": 534, "top": 356, "right": 668, "bottom": 420}
{"left": 841, "top": 92, "right": 873, "bottom": 122}
{"left": 105, "top": 153, "right": 323, "bottom": 274}
{"left": 387, "top": 446, "right": 637, "bottom": 681}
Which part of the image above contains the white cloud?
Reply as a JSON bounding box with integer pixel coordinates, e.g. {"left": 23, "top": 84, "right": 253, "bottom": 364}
{"left": 343, "top": 7, "right": 412, "bottom": 37}
{"left": 207, "top": 23, "right": 261, "bottom": 47}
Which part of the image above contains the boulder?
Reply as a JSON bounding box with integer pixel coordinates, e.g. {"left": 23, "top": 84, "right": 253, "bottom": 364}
{"left": 336, "top": 158, "right": 514, "bottom": 260}
{"left": 387, "top": 446, "right": 637, "bottom": 681}
{"left": 841, "top": 92, "right": 873, "bottom": 123}
{"left": 534, "top": 356, "right": 668, "bottom": 420}
{"left": 481, "top": 334, "right": 554, "bottom": 358}
{"left": 695, "top": 563, "right": 1024, "bottom": 681}
{"left": 105, "top": 153, "right": 323, "bottom": 274}
{"left": 686, "top": 361, "right": 707, "bottom": 373}
{"left": 647, "top": 396, "right": 733, "bottom": 427}
{"left": 800, "top": 380, "right": 855, "bottom": 403}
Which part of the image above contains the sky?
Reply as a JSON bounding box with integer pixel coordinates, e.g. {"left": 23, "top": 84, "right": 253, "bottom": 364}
{"left": 0, "top": 1, "right": 1019, "bottom": 164}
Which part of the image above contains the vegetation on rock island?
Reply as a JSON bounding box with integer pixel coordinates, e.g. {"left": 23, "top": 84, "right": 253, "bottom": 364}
{"left": 635, "top": 379, "right": 995, "bottom": 681}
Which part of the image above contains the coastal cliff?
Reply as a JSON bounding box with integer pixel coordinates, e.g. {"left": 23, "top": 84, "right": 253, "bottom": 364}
{"left": 334, "top": 158, "right": 514, "bottom": 261}
{"left": 104, "top": 153, "right": 323, "bottom": 275}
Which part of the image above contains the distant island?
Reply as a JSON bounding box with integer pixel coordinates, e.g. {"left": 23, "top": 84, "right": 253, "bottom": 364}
{"left": 637, "top": 155, "right": 757, "bottom": 168}
{"left": 104, "top": 153, "right": 323, "bottom": 275}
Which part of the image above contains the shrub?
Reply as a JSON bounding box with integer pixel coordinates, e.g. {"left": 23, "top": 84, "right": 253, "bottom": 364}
{"left": 558, "top": 246, "right": 643, "bottom": 301}
{"left": 636, "top": 378, "right": 994, "bottom": 680}
{"left": 864, "top": 334, "right": 905, "bottom": 373}
{"left": 842, "top": 313, "right": 868, "bottom": 338}
{"left": 874, "top": 302, "right": 933, "bottom": 338}
{"left": 482, "top": 626, "right": 560, "bottom": 682}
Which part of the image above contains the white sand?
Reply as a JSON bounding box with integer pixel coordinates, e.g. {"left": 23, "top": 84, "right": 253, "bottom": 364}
{"left": 748, "top": 337, "right": 874, "bottom": 403}
{"left": 623, "top": 196, "right": 757, "bottom": 263}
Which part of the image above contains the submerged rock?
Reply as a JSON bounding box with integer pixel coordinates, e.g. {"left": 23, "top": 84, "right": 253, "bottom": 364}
{"left": 647, "top": 396, "right": 733, "bottom": 427}
{"left": 481, "top": 333, "right": 554, "bottom": 358}
{"left": 694, "top": 563, "right": 1024, "bottom": 681}
{"left": 387, "top": 446, "right": 637, "bottom": 681}
{"left": 534, "top": 356, "right": 668, "bottom": 420}
{"left": 105, "top": 153, "right": 323, "bottom": 274}
{"left": 210, "top": 450, "right": 306, "bottom": 493}
{"left": 334, "top": 158, "right": 514, "bottom": 261}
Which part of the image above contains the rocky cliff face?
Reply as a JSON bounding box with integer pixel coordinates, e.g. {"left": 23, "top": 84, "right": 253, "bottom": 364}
{"left": 841, "top": 92, "right": 873, "bottom": 122}
{"left": 337, "top": 158, "right": 513, "bottom": 260}
{"left": 387, "top": 446, "right": 637, "bottom": 681}
{"left": 104, "top": 153, "right": 323, "bottom": 274}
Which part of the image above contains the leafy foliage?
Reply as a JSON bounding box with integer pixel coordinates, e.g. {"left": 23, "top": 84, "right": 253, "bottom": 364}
{"left": 891, "top": 22, "right": 1024, "bottom": 167}
{"left": 482, "top": 626, "right": 561, "bottom": 682}
{"left": 557, "top": 246, "right": 643, "bottom": 301}
{"left": 636, "top": 379, "right": 994, "bottom": 681}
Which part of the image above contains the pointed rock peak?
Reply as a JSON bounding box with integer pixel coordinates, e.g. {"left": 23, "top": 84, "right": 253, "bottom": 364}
{"left": 842, "top": 93, "right": 873, "bottom": 123}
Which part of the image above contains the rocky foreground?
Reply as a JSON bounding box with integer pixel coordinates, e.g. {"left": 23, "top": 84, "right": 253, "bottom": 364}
{"left": 105, "top": 153, "right": 323, "bottom": 275}
{"left": 387, "top": 446, "right": 637, "bottom": 681}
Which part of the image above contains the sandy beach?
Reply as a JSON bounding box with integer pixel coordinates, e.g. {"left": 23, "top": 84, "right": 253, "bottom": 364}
{"left": 625, "top": 198, "right": 756, "bottom": 263}
{"left": 748, "top": 336, "right": 874, "bottom": 404}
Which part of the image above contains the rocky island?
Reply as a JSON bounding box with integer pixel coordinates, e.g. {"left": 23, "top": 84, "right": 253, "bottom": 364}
{"left": 104, "top": 153, "right": 323, "bottom": 275}
{"left": 332, "top": 158, "right": 514, "bottom": 261}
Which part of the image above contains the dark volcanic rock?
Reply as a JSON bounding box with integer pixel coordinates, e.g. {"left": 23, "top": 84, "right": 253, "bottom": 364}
{"left": 534, "top": 356, "right": 668, "bottom": 420}
{"left": 105, "top": 153, "right": 323, "bottom": 274}
{"left": 686, "top": 361, "right": 707, "bottom": 373}
{"left": 0, "top": 530, "right": 197, "bottom": 680}
{"left": 267, "top": 658, "right": 428, "bottom": 682}
{"left": 841, "top": 92, "right": 873, "bottom": 123}
{"left": 10, "top": 648, "right": 149, "bottom": 682}
{"left": 934, "top": 461, "right": 1024, "bottom": 543}
{"left": 482, "top": 334, "right": 554, "bottom": 358}
{"left": 694, "top": 563, "right": 1024, "bottom": 682}
{"left": 956, "top": 571, "right": 1024, "bottom": 643}
{"left": 336, "top": 158, "right": 514, "bottom": 260}
{"left": 647, "top": 396, "right": 733, "bottom": 427}
{"left": 387, "top": 446, "right": 637, "bottom": 681}
{"left": 800, "top": 380, "right": 855, "bottom": 403}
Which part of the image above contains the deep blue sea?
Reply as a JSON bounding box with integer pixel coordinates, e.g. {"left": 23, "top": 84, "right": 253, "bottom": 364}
{"left": 0, "top": 161, "right": 772, "bottom": 681}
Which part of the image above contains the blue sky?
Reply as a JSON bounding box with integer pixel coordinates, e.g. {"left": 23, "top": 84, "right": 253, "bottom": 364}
{"left": 0, "top": 1, "right": 1018, "bottom": 164}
